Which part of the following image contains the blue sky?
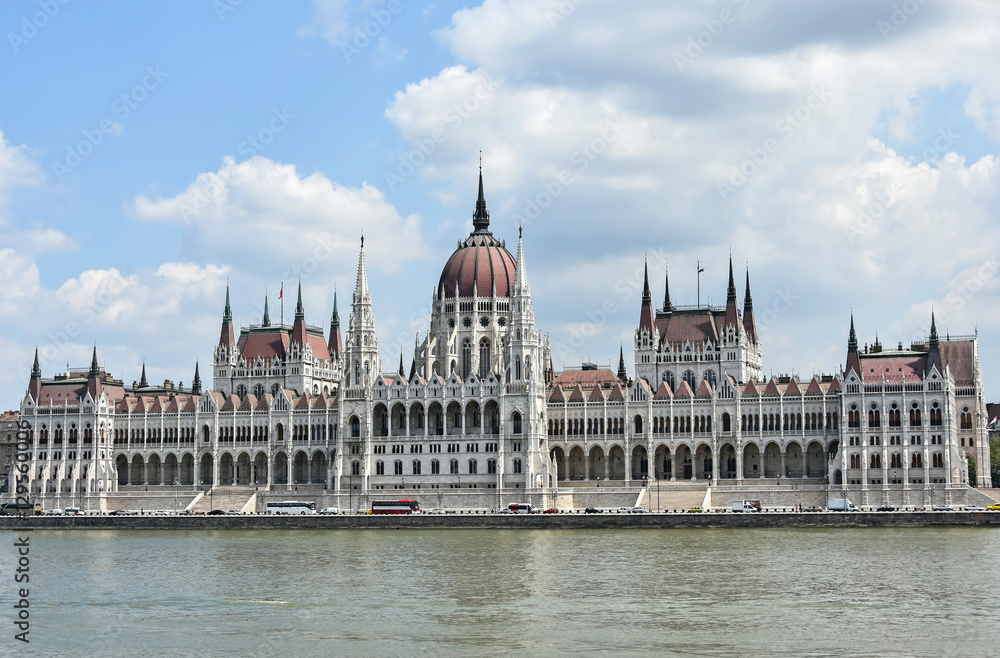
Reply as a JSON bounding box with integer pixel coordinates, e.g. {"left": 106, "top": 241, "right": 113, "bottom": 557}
{"left": 1, "top": 0, "right": 999, "bottom": 406}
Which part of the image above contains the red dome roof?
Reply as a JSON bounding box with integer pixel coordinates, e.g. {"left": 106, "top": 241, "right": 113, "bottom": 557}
{"left": 438, "top": 232, "right": 516, "bottom": 299}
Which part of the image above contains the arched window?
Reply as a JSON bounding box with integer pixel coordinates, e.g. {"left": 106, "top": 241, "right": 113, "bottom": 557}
{"left": 634, "top": 415, "right": 643, "bottom": 434}
{"left": 850, "top": 454, "right": 861, "bottom": 469}
{"left": 890, "top": 453, "right": 902, "bottom": 468}
{"left": 468, "top": 459, "right": 478, "bottom": 474}
{"left": 394, "top": 460, "right": 403, "bottom": 475}
{"left": 512, "top": 412, "right": 522, "bottom": 435}
{"left": 515, "top": 356, "right": 522, "bottom": 381}
{"left": 253, "top": 384, "right": 264, "bottom": 398}
{"left": 722, "top": 413, "right": 731, "bottom": 432}
{"left": 663, "top": 371, "right": 675, "bottom": 390}
{"left": 351, "top": 461, "right": 360, "bottom": 476}
{"left": 458, "top": 339, "right": 471, "bottom": 379}
{"left": 868, "top": 404, "right": 880, "bottom": 428}
{"left": 930, "top": 402, "right": 942, "bottom": 426}
{"left": 236, "top": 384, "right": 247, "bottom": 399}
{"left": 479, "top": 338, "right": 491, "bottom": 379}
{"left": 412, "top": 460, "right": 421, "bottom": 475}
{"left": 350, "top": 416, "right": 360, "bottom": 438}
{"left": 912, "top": 453, "right": 924, "bottom": 468}
{"left": 870, "top": 453, "right": 882, "bottom": 469}
{"left": 682, "top": 370, "right": 696, "bottom": 389}
{"left": 375, "top": 461, "right": 385, "bottom": 475}
{"left": 848, "top": 404, "right": 860, "bottom": 428}
{"left": 909, "top": 403, "right": 921, "bottom": 427}
{"left": 449, "top": 459, "right": 459, "bottom": 474}
{"left": 431, "top": 459, "right": 440, "bottom": 475}
{"left": 513, "top": 458, "right": 522, "bottom": 474}
{"left": 932, "top": 452, "right": 943, "bottom": 468}
{"left": 271, "top": 383, "right": 280, "bottom": 397}
{"left": 888, "top": 403, "right": 901, "bottom": 427}
{"left": 703, "top": 369, "right": 717, "bottom": 388}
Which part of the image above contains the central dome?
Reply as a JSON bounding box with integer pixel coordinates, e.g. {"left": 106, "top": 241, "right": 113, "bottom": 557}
{"left": 437, "top": 170, "right": 517, "bottom": 299}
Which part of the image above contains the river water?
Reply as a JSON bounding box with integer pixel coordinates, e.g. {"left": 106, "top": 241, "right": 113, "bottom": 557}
{"left": 3, "top": 527, "right": 998, "bottom": 656}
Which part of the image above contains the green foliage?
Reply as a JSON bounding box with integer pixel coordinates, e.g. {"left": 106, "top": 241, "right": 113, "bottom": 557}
{"left": 991, "top": 433, "right": 1000, "bottom": 486}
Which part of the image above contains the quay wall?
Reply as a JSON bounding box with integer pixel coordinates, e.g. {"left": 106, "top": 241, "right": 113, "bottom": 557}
{"left": 2, "top": 511, "right": 1000, "bottom": 531}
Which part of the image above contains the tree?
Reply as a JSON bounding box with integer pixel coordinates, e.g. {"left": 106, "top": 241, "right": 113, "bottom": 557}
{"left": 990, "top": 432, "right": 1000, "bottom": 487}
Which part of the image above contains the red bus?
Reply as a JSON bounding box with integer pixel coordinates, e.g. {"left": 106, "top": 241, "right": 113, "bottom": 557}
{"left": 371, "top": 499, "right": 421, "bottom": 514}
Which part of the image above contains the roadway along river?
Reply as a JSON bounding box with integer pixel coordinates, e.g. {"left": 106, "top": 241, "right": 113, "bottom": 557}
{"left": 3, "top": 527, "right": 998, "bottom": 656}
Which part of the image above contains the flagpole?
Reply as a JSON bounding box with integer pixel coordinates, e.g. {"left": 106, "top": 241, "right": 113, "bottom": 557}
{"left": 280, "top": 282, "right": 284, "bottom": 327}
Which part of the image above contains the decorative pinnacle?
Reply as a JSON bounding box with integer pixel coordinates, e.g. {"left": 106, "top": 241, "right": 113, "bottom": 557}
{"left": 473, "top": 160, "right": 490, "bottom": 232}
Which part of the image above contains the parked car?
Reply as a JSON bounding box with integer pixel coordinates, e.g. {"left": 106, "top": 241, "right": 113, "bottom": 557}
{"left": 47, "top": 508, "right": 63, "bottom": 515}
{"left": 616, "top": 507, "right": 631, "bottom": 514}
{"left": 319, "top": 507, "right": 340, "bottom": 515}
{"left": 178, "top": 509, "right": 194, "bottom": 515}
{"left": 584, "top": 507, "right": 601, "bottom": 514}
{"left": 543, "top": 508, "right": 560, "bottom": 514}
{"left": 932, "top": 505, "right": 954, "bottom": 511}
{"left": 631, "top": 507, "right": 647, "bottom": 514}
{"left": 963, "top": 505, "right": 985, "bottom": 511}
{"left": 64, "top": 507, "right": 83, "bottom": 516}
{"left": 687, "top": 506, "right": 703, "bottom": 513}
{"left": 154, "top": 510, "right": 169, "bottom": 516}
{"left": 877, "top": 505, "right": 896, "bottom": 512}
{"left": 986, "top": 503, "right": 1000, "bottom": 511}
{"left": 207, "top": 509, "right": 226, "bottom": 515}
{"left": 426, "top": 508, "right": 445, "bottom": 515}
{"left": 801, "top": 505, "right": 824, "bottom": 512}
{"left": 225, "top": 509, "right": 241, "bottom": 515}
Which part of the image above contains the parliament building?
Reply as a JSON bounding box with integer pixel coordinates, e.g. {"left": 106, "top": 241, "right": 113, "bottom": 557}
{"left": 13, "top": 171, "right": 993, "bottom": 512}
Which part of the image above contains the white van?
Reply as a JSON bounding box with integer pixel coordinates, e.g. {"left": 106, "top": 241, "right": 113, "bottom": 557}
{"left": 64, "top": 507, "right": 83, "bottom": 516}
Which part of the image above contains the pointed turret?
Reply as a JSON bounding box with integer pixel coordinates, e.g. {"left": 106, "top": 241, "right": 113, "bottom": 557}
{"left": 927, "top": 309, "right": 942, "bottom": 373}
{"left": 742, "top": 267, "right": 758, "bottom": 343}
{"left": 845, "top": 312, "right": 862, "bottom": 377}
{"left": 191, "top": 361, "right": 203, "bottom": 396}
{"left": 345, "top": 236, "right": 380, "bottom": 385}
{"left": 219, "top": 283, "right": 235, "bottom": 349}
{"left": 638, "top": 258, "right": 654, "bottom": 334}
{"left": 28, "top": 346, "right": 42, "bottom": 400}
{"left": 724, "top": 256, "right": 741, "bottom": 329}
{"left": 87, "top": 345, "right": 102, "bottom": 399}
{"left": 327, "top": 289, "right": 343, "bottom": 358}
{"left": 662, "top": 266, "right": 673, "bottom": 313}
{"left": 617, "top": 344, "right": 627, "bottom": 382}
{"left": 398, "top": 353, "right": 405, "bottom": 378}
{"left": 262, "top": 292, "right": 271, "bottom": 327}
{"left": 139, "top": 361, "right": 148, "bottom": 388}
{"left": 513, "top": 226, "right": 532, "bottom": 298}
{"left": 472, "top": 161, "right": 490, "bottom": 232}
{"left": 291, "top": 280, "right": 307, "bottom": 346}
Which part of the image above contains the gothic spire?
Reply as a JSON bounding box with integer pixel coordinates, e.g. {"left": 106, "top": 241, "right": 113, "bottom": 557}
{"left": 724, "top": 255, "right": 740, "bottom": 329}
{"left": 472, "top": 159, "right": 490, "bottom": 233}
{"left": 219, "top": 283, "right": 235, "bottom": 348}
{"left": 929, "top": 308, "right": 939, "bottom": 348}
{"left": 663, "top": 265, "right": 673, "bottom": 312}
{"left": 191, "top": 361, "right": 202, "bottom": 396}
{"left": 328, "top": 289, "right": 343, "bottom": 358}
{"left": 354, "top": 236, "right": 371, "bottom": 304}
{"left": 89, "top": 345, "right": 99, "bottom": 377}
{"left": 845, "top": 311, "right": 862, "bottom": 378}
{"left": 617, "top": 344, "right": 627, "bottom": 381}
{"left": 848, "top": 312, "right": 858, "bottom": 352}
{"left": 31, "top": 346, "right": 41, "bottom": 378}
{"left": 638, "top": 257, "right": 654, "bottom": 334}
{"left": 294, "top": 279, "right": 304, "bottom": 319}
{"left": 223, "top": 283, "right": 232, "bottom": 323}
{"left": 514, "top": 226, "right": 531, "bottom": 296}
{"left": 139, "top": 361, "right": 148, "bottom": 388}
{"left": 742, "top": 266, "right": 758, "bottom": 343}
{"left": 262, "top": 291, "right": 271, "bottom": 327}
{"left": 398, "top": 353, "right": 405, "bottom": 378}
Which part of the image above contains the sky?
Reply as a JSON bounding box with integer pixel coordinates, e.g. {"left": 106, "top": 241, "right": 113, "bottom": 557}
{"left": 0, "top": 0, "right": 999, "bottom": 408}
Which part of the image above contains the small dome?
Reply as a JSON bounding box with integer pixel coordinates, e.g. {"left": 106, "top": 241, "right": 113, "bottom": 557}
{"left": 436, "top": 166, "right": 516, "bottom": 299}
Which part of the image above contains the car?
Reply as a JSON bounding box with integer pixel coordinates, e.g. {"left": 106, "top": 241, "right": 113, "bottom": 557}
{"left": 427, "top": 508, "right": 445, "bottom": 514}
{"left": 543, "top": 508, "right": 559, "bottom": 514}
{"left": 932, "top": 505, "right": 954, "bottom": 511}
{"left": 616, "top": 507, "right": 631, "bottom": 514}
{"left": 963, "top": 505, "right": 985, "bottom": 511}
{"left": 877, "top": 505, "right": 896, "bottom": 512}
{"left": 64, "top": 507, "right": 83, "bottom": 516}
{"left": 225, "top": 509, "right": 241, "bottom": 515}
{"left": 987, "top": 503, "right": 1000, "bottom": 511}
{"left": 631, "top": 507, "right": 647, "bottom": 514}
{"left": 319, "top": 507, "right": 340, "bottom": 515}
{"left": 47, "top": 508, "right": 63, "bottom": 515}
{"left": 207, "top": 509, "right": 226, "bottom": 515}
{"left": 109, "top": 509, "right": 132, "bottom": 516}
{"left": 154, "top": 510, "right": 169, "bottom": 516}
{"left": 178, "top": 509, "right": 194, "bottom": 515}
{"left": 687, "top": 506, "right": 703, "bottom": 513}
{"left": 801, "top": 505, "right": 824, "bottom": 512}
{"left": 584, "top": 507, "right": 601, "bottom": 513}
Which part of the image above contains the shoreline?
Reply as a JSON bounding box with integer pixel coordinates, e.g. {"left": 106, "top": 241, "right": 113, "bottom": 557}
{"left": 2, "top": 511, "right": 999, "bottom": 530}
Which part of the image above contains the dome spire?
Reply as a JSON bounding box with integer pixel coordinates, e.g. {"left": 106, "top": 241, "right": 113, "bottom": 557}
{"left": 473, "top": 154, "right": 490, "bottom": 232}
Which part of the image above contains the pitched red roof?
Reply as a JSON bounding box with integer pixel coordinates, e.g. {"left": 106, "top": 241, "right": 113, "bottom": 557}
{"left": 655, "top": 311, "right": 720, "bottom": 346}
{"left": 804, "top": 377, "right": 824, "bottom": 395}
{"left": 549, "top": 385, "right": 565, "bottom": 403}
{"left": 826, "top": 378, "right": 840, "bottom": 393}
{"left": 940, "top": 340, "right": 975, "bottom": 385}
{"left": 568, "top": 385, "right": 585, "bottom": 403}
{"left": 552, "top": 369, "right": 618, "bottom": 390}
{"left": 742, "top": 380, "right": 759, "bottom": 397}
{"left": 654, "top": 381, "right": 672, "bottom": 399}
{"left": 607, "top": 384, "right": 625, "bottom": 401}
{"left": 762, "top": 378, "right": 780, "bottom": 396}
{"left": 588, "top": 385, "right": 606, "bottom": 402}
{"left": 695, "top": 380, "right": 712, "bottom": 397}
{"left": 859, "top": 353, "right": 926, "bottom": 382}
{"left": 784, "top": 379, "right": 802, "bottom": 396}
{"left": 674, "top": 380, "right": 693, "bottom": 397}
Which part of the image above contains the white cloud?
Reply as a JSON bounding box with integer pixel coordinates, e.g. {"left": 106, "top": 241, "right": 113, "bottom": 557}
{"left": 132, "top": 155, "right": 428, "bottom": 277}
{"left": 0, "top": 130, "right": 45, "bottom": 224}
